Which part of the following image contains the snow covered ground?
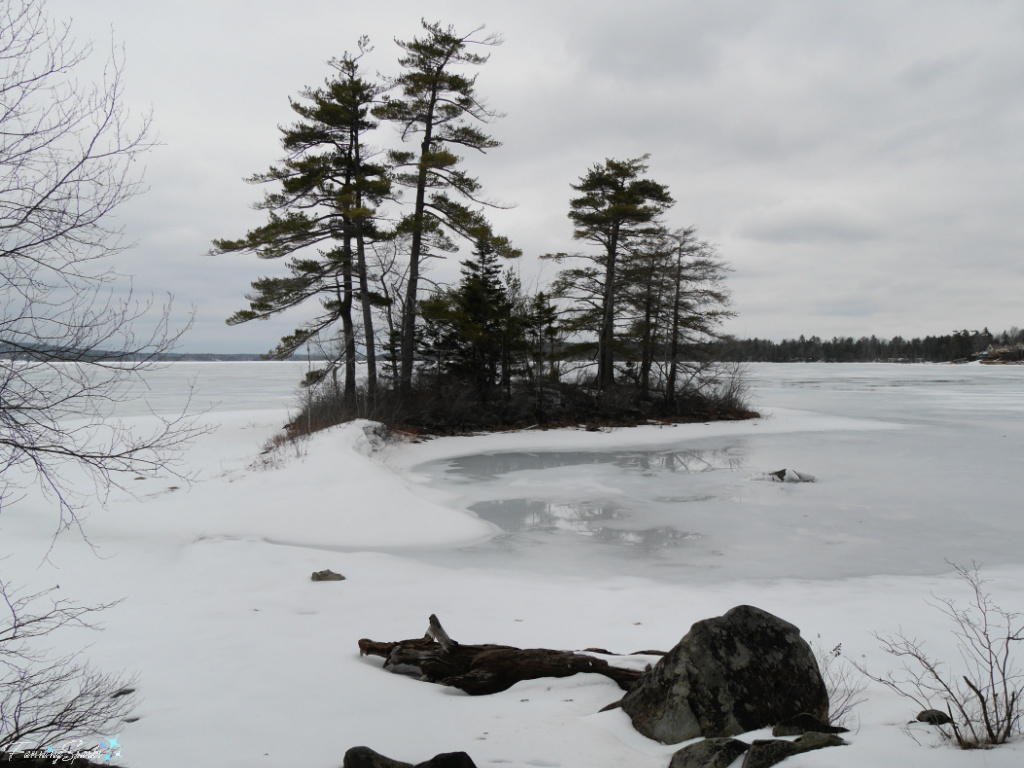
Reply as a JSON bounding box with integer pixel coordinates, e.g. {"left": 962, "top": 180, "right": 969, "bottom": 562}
{"left": 3, "top": 362, "right": 1023, "bottom": 767}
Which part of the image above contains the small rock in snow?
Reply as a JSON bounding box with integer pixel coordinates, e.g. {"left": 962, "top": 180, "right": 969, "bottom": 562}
{"left": 311, "top": 569, "right": 345, "bottom": 581}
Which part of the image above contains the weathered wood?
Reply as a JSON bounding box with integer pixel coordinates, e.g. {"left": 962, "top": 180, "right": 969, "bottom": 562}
{"left": 358, "top": 616, "right": 646, "bottom": 696}
{"left": 428, "top": 613, "right": 456, "bottom": 652}
{"left": 443, "top": 647, "right": 643, "bottom": 695}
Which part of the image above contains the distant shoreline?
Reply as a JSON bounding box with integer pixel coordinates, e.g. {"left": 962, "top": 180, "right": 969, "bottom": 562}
{"left": 154, "top": 353, "right": 338, "bottom": 362}
{"left": 160, "top": 356, "right": 1022, "bottom": 365}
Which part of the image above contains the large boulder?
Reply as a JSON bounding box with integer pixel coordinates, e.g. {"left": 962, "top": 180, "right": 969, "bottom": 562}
{"left": 621, "top": 605, "right": 828, "bottom": 744}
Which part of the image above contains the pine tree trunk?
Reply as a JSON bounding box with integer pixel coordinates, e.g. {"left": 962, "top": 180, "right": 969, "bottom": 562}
{"left": 598, "top": 224, "right": 620, "bottom": 393}
{"left": 339, "top": 245, "right": 357, "bottom": 403}
{"left": 355, "top": 229, "right": 377, "bottom": 403}
{"left": 333, "top": 236, "right": 354, "bottom": 403}
{"left": 640, "top": 299, "right": 653, "bottom": 401}
{"left": 666, "top": 251, "right": 684, "bottom": 409}
{"left": 351, "top": 130, "right": 378, "bottom": 403}
{"left": 399, "top": 93, "right": 438, "bottom": 396}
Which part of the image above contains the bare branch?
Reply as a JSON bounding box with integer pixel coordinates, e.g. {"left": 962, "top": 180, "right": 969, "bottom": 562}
{"left": 856, "top": 562, "right": 1023, "bottom": 748}
{"left": 1, "top": 0, "right": 205, "bottom": 535}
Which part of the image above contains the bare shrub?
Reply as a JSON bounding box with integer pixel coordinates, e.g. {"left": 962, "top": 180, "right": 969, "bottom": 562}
{"left": 858, "top": 562, "right": 1023, "bottom": 748}
{"left": 707, "top": 362, "right": 751, "bottom": 415}
{"left": 813, "top": 635, "right": 867, "bottom": 728}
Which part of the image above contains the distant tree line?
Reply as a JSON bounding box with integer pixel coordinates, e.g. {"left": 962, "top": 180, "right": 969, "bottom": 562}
{"left": 212, "top": 22, "right": 748, "bottom": 433}
{"left": 726, "top": 327, "right": 1024, "bottom": 363}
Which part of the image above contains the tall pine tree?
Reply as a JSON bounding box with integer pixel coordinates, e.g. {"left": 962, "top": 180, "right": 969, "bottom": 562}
{"left": 659, "top": 228, "right": 732, "bottom": 407}
{"left": 212, "top": 42, "right": 390, "bottom": 402}
{"left": 549, "top": 156, "right": 674, "bottom": 392}
{"left": 375, "top": 21, "right": 518, "bottom": 394}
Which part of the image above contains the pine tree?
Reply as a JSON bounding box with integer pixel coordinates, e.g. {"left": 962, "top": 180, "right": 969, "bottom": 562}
{"left": 619, "top": 229, "right": 673, "bottom": 399}
{"left": 211, "top": 42, "right": 390, "bottom": 402}
{"left": 550, "top": 156, "right": 674, "bottom": 392}
{"left": 375, "top": 20, "right": 518, "bottom": 394}
{"left": 419, "top": 240, "right": 519, "bottom": 403}
{"left": 659, "top": 228, "right": 732, "bottom": 407}
{"left": 526, "top": 292, "right": 561, "bottom": 383}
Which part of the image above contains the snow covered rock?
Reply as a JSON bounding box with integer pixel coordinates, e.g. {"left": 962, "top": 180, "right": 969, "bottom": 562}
{"left": 415, "top": 754, "right": 478, "bottom": 768}
{"left": 342, "top": 747, "right": 477, "bottom": 768}
{"left": 757, "top": 469, "right": 816, "bottom": 483}
{"left": 916, "top": 708, "right": 952, "bottom": 725}
{"left": 343, "top": 747, "right": 412, "bottom": 768}
{"left": 669, "top": 737, "right": 750, "bottom": 768}
{"left": 621, "top": 605, "right": 829, "bottom": 745}
{"left": 741, "top": 732, "right": 846, "bottom": 768}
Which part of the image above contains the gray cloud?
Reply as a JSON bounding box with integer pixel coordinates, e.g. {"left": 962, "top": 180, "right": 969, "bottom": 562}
{"left": 42, "top": 0, "right": 1024, "bottom": 350}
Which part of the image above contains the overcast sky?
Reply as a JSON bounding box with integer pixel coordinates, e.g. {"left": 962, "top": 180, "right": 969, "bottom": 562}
{"left": 46, "top": 0, "right": 1024, "bottom": 352}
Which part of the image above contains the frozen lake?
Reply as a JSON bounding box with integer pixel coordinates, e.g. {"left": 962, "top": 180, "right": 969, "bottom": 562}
{"left": 112, "top": 360, "right": 314, "bottom": 416}
{"left": 408, "top": 363, "right": 1024, "bottom": 582}
{"left": 97, "top": 360, "right": 1024, "bottom": 582}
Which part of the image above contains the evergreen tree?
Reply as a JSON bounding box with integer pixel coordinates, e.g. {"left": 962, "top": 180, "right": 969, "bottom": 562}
{"left": 211, "top": 42, "right": 390, "bottom": 402}
{"left": 549, "top": 156, "right": 674, "bottom": 392}
{"left": 375, "top": 20, "right": 518, "bottom": 394}
{"left": 619, "top": 229, "right": 673, "bottom": 399}
{"left": 419, "top": 240, "right": 521, "bottom": 403}
{"left": 659, "top": 229, "right": 732, "bottom": 407}
{"left": 525, "top": 292, "right": 561, "bottom": 383}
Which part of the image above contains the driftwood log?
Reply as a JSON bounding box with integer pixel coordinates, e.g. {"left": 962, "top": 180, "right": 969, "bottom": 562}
{"left": 358, "top": 615, "right": 652, "bottom": 696}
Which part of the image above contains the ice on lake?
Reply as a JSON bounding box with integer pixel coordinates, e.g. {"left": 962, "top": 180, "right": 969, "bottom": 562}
{"left": 107, "top": 360, "right": 1024, "bottom": 586}
{"left": 406, "top": 363, "right": 1024, "bottom": 583}
{"left": 48, "top": 358, "right": 1024, "bottom": 582}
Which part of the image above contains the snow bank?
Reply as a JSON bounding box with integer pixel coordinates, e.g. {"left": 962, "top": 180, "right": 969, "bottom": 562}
{"left": 385, "top": 408, "right": 898, "bottom": 470}
{"left": 73, "top": 414, "right": 498, "bottom": 551}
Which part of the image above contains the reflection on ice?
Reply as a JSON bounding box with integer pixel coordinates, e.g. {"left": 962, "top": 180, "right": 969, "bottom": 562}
{"left": 471, "top": 498, "right": 622, "bottom": 530}
{"left": 469, "top": 498, "right": 701, "bottom": 548}
{"left": 441, "top": 445, "right": 746, "bottom": 481}
{"left": 413, "top": 444, "right": 744, "bottom": 559}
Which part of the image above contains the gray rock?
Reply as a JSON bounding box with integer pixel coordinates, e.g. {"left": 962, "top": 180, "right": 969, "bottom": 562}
{"left": 342, "top": 747, "right": 413, "bottom": 768}
{"left": 669, "top": 737, "right": 750, "bottom": 768}
{"left": 742, "top": 733, "right": 846, "bottom": 768}
{"left": 341, "top": 748, "right": 477, "bottom": 768}
{"left": 764, "top": 469, "right": 815, "bottom": 483}
{"left": 311, "top": 569, "right": 346, "bottom": 581}
{"left": 772, "top": 712, "right": 847, "bottom": 736}
{"left": 414, "top": 753, "right": 478, "bottom": 768}
{"left": 917, "top": 708, "right": 953, "bottom": 725}
{"left": 621, "top": 605, "right": 829, "bottom": 744}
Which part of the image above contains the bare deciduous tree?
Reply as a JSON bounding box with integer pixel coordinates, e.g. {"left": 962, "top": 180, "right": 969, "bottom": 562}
{"left": 0, "top": 0, "right": 201, "bottom": 536}
{"left": 2, "top": 0, "right": 198, "bottom": 755}
{"left": 1, "top": 579, "right": 137, "bottom": 755}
